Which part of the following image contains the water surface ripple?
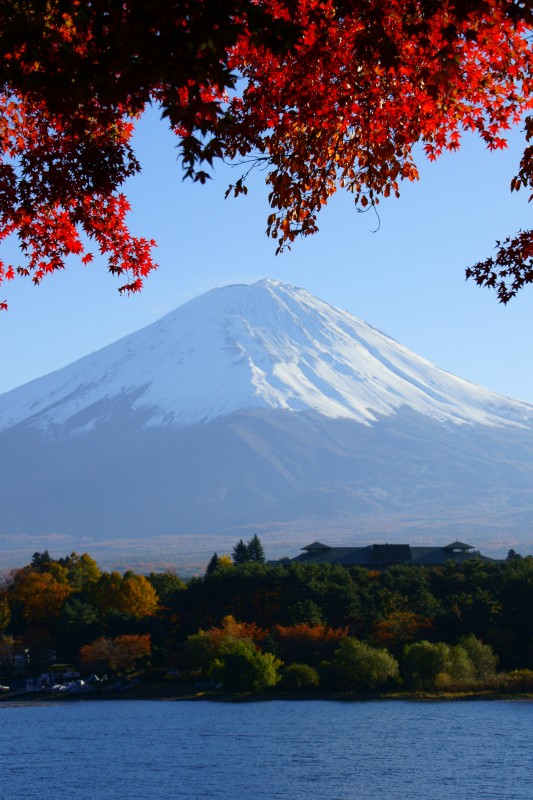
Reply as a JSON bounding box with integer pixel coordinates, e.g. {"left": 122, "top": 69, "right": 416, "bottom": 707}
{"left": 1, "top": 699, "right": 531, "bottom": 799}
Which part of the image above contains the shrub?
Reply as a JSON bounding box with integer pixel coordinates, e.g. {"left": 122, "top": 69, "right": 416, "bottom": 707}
{"left": 498, "top": 669, "right": 533, "bottom": 693}
{"left": 181, "top": 616, "right": 266, "bottom": 675}
{"left": 402, "top": 637, "right": 499, "bottom": 691}
{"left": 327, "top": 637, "right": 399, "bottom": 691}
{"left": 458, "top": 635, "right": 498, "bottom": 679}
{"left": 401, "top": 641, "right": 452, "bottom": 688}
{"left": 447, "top": 645, "right": 476, "bottom": 683}
{"left": 281, "top": 663, "right": 320, "bottom": 690}
{"left": 210, "top": 641, "right": 283, "bottom": 692}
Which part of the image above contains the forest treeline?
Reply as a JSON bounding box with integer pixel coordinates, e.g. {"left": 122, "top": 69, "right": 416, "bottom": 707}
{"left": 1, "top": 546, "right": 532, "bottom": 695}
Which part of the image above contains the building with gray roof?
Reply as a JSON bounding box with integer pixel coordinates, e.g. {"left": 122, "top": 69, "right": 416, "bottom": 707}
{"left": 271, "top": 540, "right": 496, "bottom": 569}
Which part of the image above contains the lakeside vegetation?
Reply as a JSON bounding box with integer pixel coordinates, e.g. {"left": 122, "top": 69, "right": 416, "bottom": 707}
{"left": 1, "top": 543, "right": 532, "bottom": 698}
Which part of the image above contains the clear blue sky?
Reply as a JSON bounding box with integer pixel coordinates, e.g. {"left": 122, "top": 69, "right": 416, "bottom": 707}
{"left": 2, "top": 108, "right": 533, "bottom": 403}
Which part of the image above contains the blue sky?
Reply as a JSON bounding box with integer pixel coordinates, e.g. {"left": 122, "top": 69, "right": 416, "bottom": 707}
{"left": 2, "top": 108, "right": 533, "bottom": 402}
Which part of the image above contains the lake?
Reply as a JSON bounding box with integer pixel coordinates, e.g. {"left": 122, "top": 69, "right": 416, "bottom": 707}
{"left": 0, "top": 699, "right": 531, "bottom": 799}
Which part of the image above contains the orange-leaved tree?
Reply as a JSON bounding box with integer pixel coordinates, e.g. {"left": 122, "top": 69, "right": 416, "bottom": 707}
{"left": 79, "top": 633, "right": 151, "bottom": 674}
{"left": 1, "top": 1, "right": 533, "bottom": 306}
{"left": 89, "top": 571, "right": 159, "bottom": 619}
{"left": 10, "top": 569, "right": 74, "bottom": 626}
{"left": 274, "top": 622, "right": 348, "bottom": 665}
{"left": 372, "top": 611, "right": 433, "bottom": 653}
{"left": 181, "top": 614, "right": 266, "bottom": 674}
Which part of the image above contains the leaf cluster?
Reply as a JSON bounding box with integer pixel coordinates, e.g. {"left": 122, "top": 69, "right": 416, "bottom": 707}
{"left": 2, "top": 2, "right": 533, "bottom": 305}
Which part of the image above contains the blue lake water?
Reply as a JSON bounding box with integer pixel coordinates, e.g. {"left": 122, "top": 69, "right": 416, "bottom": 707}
{"left": 0, "top": 699, "right": 532, "bottom": 800}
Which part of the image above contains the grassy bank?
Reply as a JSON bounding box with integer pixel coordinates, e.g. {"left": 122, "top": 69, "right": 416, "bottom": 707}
{"left": 2, "top": 678, "right": 533, "bottom": 705}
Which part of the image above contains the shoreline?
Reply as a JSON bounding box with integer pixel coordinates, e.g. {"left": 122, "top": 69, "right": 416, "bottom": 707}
{"left": 2, "top": 682, "right": 533, "bottom": 706}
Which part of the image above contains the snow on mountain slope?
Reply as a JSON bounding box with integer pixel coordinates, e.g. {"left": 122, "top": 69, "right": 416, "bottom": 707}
{"left": 1, "top": 278, "right": 533, "bottom": 433}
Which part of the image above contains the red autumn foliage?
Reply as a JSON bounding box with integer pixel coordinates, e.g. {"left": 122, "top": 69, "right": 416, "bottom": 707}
{"left": 79, "top": 633, "right": 151, "bottom": 673}
{"left": 275, "top": 622, "right": 347, "bottom": 641}
{"left": 203, "top": 615, "right": 267, "bottom": 646}
{"left": 372, "top": 611, "right": 433, "bottom": 651}
{"left": 1, "top": 1, "right": 533, "bottom": 306}
{"left": 274, "top": 622, "right": 347, "bottom": 664}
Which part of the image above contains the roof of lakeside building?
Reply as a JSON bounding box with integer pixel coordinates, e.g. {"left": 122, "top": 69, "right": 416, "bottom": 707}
{"left": 270, "top": 540, "right": 496, "bottom": 567}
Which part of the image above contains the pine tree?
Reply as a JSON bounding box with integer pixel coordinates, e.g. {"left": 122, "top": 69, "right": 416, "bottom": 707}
{"left": 247, "top": 534, "right": 265, "bottom": 564}
{"left": 206, "top": 552, "right": 220, "bottom": 575}
{"left": 31, "top": 550, "right": 52, "bottom": 570}
{"left": 232, "top": 539, "right": 250, "bottom": 565}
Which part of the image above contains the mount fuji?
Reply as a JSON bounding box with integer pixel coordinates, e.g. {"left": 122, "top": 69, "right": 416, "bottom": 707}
{"left": 2, "top": 279, "right": 533, "bottom": 566}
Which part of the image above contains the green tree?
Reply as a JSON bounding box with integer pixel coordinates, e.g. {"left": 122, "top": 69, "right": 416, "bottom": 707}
{"left": 59, "top": 552, "right": 101, "bottom": 590}
{"left": 61, "top": 598, "right": 100, "bottom": 628}
{"left": 211, "top": 640, "right": 282, "bottom": 692}
{"left": 30, "top": 551, "right": 53, "bottom": 571}
{"left": 181, "top": 615, "right": 267, "bottom": 676}
{"left": 458, "top": 635, "right": 498, "bottom": 680}
{"left": 402, "top": 640, "right": 452, "bottom": 689}
{"left": 446, "top": 645, "right": 475, "bottom": 684}
{"left": 205, "top": 553, "right": 220, "bottom": 576}
{"left": 146, "top": 571, "right": 186, "bottom": 603}
{"left": 280, "top": 663, "right": 320, "bottom": 691}
{"left": 181, "top": 631, "right": 221, "bottom": 676}
{"left": 287, "top": 599, "right": 325, "bottom": 626}
{"left": 247, "top": 535, "right": 266, "bottom": 564}
{"left": 327, "top": 637, "right": 399, "bottom": 691}
{"left": 232, "top": 539, "right": 250, "bottom": 565}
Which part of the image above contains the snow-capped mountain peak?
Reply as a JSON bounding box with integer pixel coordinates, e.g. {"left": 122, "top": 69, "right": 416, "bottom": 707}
{"left": 1, "top": 278, "right": 532, "bottom": 433}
